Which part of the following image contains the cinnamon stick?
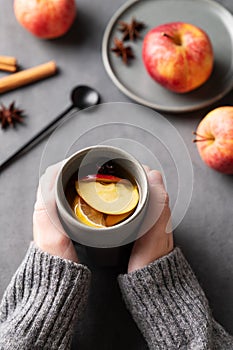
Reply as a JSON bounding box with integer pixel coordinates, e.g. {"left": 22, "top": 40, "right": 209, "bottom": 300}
{"left": 0, "top": 55, "right": 17, "bottom": 72}
{"left": 0, "top": 63, "right": 17, "bottom": 73}
{"left": 0, "top": 61, "right": 57, "bottom": 94}
{"left": 0, "top": 55, "right": 17, "bottom": 66}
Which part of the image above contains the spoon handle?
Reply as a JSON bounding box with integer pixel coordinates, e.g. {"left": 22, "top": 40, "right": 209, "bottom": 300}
{"left": 0, "top": 105, "right": 74, "bottom": 172}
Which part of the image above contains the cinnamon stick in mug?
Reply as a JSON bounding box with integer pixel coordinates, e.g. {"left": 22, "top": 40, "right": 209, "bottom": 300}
{"left": 0, "top": 61, "right": 57, "bottom": 93}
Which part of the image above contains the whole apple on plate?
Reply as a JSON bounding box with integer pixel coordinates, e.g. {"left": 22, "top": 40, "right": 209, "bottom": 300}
{"left": 142, "top": 22, "right": 214, "bottom": 93}
{"left": 14, "top": 0, "right": 76, "bottom": 39}
{"left": 194, "top": 106, "right": 233, "bottom": 174}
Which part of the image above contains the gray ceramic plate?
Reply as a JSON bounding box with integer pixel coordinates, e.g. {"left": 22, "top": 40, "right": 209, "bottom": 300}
{"left": 102, "top": 0, "right": 233, "bottom": 113}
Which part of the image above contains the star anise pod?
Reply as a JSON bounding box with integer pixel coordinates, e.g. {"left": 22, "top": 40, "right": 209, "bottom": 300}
{"left": 111, "top": 38, "right": 134, "bottom": 64}
{"left": 118, "top": 17, "right": 145, "bottom": 41}
{"left": 0, "top": 102, "right": 24, "bottom": 129}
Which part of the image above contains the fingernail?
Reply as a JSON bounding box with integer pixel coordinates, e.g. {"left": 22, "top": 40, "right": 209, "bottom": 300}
{"left": 143, "top": 165, "right": 151, "bottom": 173}
{"left": 148, "top": 170, "right": 163, "bottom": 185}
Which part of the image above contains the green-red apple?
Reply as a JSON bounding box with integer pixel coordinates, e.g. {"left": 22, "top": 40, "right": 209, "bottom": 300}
{"left": 142, "top": 22, "right": 214, "bottom": 93}
{"left": 14, "top": 0, "right": 76, "bottom": 39}
{"left": 194, "top": 106, "right": 233, "bottom": 174}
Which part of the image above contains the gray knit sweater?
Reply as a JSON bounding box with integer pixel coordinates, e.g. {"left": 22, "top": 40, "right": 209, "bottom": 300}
{"left": 0, "top": 243, "right": 232, "bottom": 349}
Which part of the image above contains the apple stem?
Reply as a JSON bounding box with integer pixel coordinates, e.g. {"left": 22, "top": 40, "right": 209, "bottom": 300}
{"left": 162, "top": 32, "right": 182, "bottom": 46}
{"left": 193, "top": 131, "right": 205, "bottom": 138}
{"left": 193, "top": 139, "right": 209, "bottom": 143}
{"left": 192, "top": 131, "right": 215, "bottom": 143}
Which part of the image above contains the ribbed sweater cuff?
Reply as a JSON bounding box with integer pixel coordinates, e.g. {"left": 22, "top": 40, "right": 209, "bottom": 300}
{"left": 0, "top": 242, "right": 91, "bottom": 350}
{"left": 118, "top": 248, "right": 212, "bottom": 349}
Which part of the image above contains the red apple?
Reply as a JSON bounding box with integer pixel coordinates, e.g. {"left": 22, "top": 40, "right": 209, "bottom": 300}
{"left": 194, "top": 106, "right": 233, "bottom": 174}
{"left": 142, "top": 22, "right": 214, "bottom": 93}
{"left": 14, "top": 0, "right": 76, "bottom": 39}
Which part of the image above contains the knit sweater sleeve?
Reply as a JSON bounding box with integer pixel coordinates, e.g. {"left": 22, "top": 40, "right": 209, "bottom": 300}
{"left": 118, "top": 247, "right": 233, "bottom": 350}
{"left": 0, "top": 242, "right": 91, "bottom": 350}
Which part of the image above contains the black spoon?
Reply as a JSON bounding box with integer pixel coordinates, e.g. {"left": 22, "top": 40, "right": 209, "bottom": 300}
{"left": 0, "top": 85, "right": 100, "bottom": 172}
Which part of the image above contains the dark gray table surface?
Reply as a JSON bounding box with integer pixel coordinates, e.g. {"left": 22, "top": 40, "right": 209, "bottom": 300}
{"left": 0, "top": 0, "right": 233, "bottom": 349}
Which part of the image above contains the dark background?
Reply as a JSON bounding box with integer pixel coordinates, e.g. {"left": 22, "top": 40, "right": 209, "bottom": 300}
{"left": 0, "top": 0, "right": 233, "bottom": 349}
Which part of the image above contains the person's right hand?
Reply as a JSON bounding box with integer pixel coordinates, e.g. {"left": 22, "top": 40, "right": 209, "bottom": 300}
{"left": 128, "top": 169, "right": 174, "bottom": 273}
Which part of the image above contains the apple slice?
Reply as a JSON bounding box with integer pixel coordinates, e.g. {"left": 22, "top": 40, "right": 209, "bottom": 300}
{"left": 80, "top": 174, "right": 123, "bottom": 183}
{"left": 105, "top": 210, "right": 134, "bottom": 227}
{"left": 75, "top": 176, "right": 139, "bottom": 215}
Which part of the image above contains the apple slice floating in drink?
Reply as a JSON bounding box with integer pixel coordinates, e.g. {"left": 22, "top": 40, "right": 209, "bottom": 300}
{"left": 80, "top": 174, "right": 123, "bottom": 183}
{"left": 72, "top": 195, "right": 134, "bottom": 228}
{"left": 75, "top": 174, "right": 139, "bottom": 215}
{"left": 105, "top": 210, "right": 134, "bottom": 227}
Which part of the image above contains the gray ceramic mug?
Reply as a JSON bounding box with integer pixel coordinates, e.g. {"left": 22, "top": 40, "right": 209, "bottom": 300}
{"left": 55, "top": 145, "right": 149, "bottom": 264}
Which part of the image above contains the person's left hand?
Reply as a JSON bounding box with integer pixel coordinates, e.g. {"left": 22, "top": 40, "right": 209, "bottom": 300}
{"left": 33, "top": 163, "right": 78, "bottom": 263}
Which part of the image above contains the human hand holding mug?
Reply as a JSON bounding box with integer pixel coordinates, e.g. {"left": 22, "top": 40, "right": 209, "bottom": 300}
{"left": 33, "top": 159, "right": 172, "bottom": 269}
{"left": 33, "top": 163, "right": 78, "bottom": 263}
{"left": 128, "top": 169, "right": 174, "bottom": 273}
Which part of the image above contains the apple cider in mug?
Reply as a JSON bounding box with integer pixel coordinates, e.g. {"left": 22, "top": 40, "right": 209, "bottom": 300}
{"left": 65, "top": 159, "right": 139, "bottom": 228}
